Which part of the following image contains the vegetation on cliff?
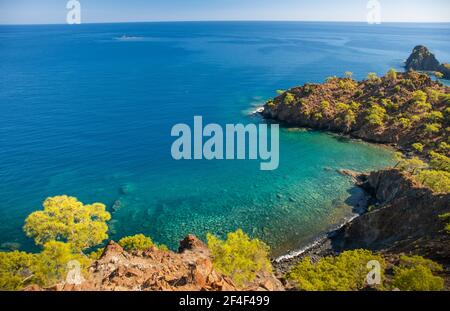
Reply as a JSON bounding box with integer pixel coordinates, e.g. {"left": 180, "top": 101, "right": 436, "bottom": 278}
{"left": 207, "top": 229, "right": 272, "bottom": 286}
{"left": 264, "top": 69, "right": 450, "bottom": 194}
{"left": 287, "top": 251, "right": 444, "bottom": 291}
{"left": 287, "top": 250, "right": 386, "bottom": 291}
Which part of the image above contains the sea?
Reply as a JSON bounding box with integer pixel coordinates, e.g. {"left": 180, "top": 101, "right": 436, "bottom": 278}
{"left": 1, "top": 21, "right": 449, "bottom": 255}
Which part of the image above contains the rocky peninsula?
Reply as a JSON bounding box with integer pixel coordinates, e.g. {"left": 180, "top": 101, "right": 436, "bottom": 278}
{"left": 262, "top": 66, "right": 450, "bottom": 288}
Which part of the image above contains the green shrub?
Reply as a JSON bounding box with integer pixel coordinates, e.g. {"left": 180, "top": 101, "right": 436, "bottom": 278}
{"left": 395, "top": 154, "right": 427, "bottom": 174}
{"left": 367, "top": 72, "right": 381, "bottom": 83}
{"left": 392, "top": 256, "right": 444, "bottom": 291}
{"left": 118, "top": 234, "right": 156, "bottom": 251}
{"left": 283, "top": 92, "right": 295, "bottom": 105}
{"left": 365, "top": 105, "right": 386, "bottom": 127}
{"left": 386, "top": 68, "right": 397, "bottom": 81}
{"left": 416, "top": 170, "right": 450, "bottom": 193}
{"left": 287, "top": 250, "right": 385, "bottom": 291}
{"left": 32, "top": 241, "right": 90, "bottom": 287}
{"left": 207, "top": 229, "right": 272, "bottom": 286}
{"left": 321, "top": 100, "right": 330, "bottom": 111}
{"left": 412, "top": 143, "right": 424, "bottom": 153}
{"left": 424, "top": 123, "right": 441, "bottom": 134}
{"left": 429, "top": 151, "right": 450, "bottom": 172}
{"left": 425, "top": 111, "right": 444, "bottom": 121}
{"left": 397, "top": 117, "right": 412, "bottom": 129}
{"left": 439, "top": 213, "right": 450, "bottom": 233}
{"left": 23, "top": 195, "right": 111, "bottom": 252}
{"left": 0, "top": 251, "right": 37, "bottom": 290}
{"left": 344, "top": 71, "right": 353, "bottom": 79}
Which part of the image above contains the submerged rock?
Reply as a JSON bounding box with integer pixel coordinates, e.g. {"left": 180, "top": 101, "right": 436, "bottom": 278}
{"left": 119, "top": 183, "right": 134, "bottom": 195}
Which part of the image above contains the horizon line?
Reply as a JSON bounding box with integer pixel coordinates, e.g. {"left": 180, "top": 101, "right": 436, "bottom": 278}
{"left": 1, "top": 19, "right": 450, "bottom": 26}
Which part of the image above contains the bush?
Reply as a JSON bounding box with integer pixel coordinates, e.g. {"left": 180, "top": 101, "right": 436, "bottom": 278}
{"left": 367, "top": 72, "right": 381, "bottom": 83}
{"left": 365, "top": 105, "right": 386, "bottom": 127}
{"left": 287, "top": 250, "right": 385, "bottom": 291}
{"left": 429, "top": 152, "right": 450, "bottom": 172}
{"left": 344, "top": 71, "right": 353, "bottom": 79}
{"left": 32, "top": 241, "right": 90, "bottom": 287}
{"left": 339, "top": 80, "right": 357, "bottom": 91}
{"left": 0, "top": 242, "right": 90, "bottom": 290}
{"left": 416, "top": 170, "right": 450, "bottom": 193}
{"left": 392, "top": 256, "right": 444, "bottom": 291}
{"left": 397, "top": 117, "right": 412, "bottom": 129}
{"left": 425, "top": 111, "right": 444, "bottom": 121}
{"left": 424, "top": 123, "right": 441, "bottom": 134}
{"left": 321, "top": 100, "right": 330, "bottom": 111}
{"left": 439, "top": 213, "right": 450, "bottom": 233}
{"left": 395, "top": 154, "right": 427, "bottom": 174}
{"left": 412, "top": 143, "right": 424, "bottom": 153}
{"left": 412, "top": 90, "right": 427, "bottom": 104}
{"left": 118, "top": 234, "right": 155, "bottom": 251}
{"left": 23, "top": 196, "right": 111, "bottom": 252}
{"left": 283, "top": 92, "right": 295, "bottom": 105}
{"left": 386, "top": 68, "right": 397, "bottom": 81}
{"left": 207, "top": 229, "right": 272, "bottom": 286}
{"left": 0, "top": 251, "right": 37, "bottom": 290}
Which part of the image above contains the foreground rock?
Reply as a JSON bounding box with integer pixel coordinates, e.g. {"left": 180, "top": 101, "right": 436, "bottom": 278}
{"left": 28, "top": 235, "right": 284, "bottom": 291}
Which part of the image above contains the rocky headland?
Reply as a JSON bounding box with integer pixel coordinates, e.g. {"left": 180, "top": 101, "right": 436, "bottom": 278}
{"left": 405, "top": 45, "right": 450, "bottom": 80}
{"left": 264, "top": 66, "right": 450, "bottom": 288}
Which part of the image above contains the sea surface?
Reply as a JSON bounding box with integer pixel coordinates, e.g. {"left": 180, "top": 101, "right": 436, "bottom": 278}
{"left": 1, "top": 22, "right": 449, "bottom": 255}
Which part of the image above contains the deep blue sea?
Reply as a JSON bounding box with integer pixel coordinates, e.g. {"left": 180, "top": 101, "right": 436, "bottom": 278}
{"left": 1, "top": 22, "right": 449, "bottom": 255}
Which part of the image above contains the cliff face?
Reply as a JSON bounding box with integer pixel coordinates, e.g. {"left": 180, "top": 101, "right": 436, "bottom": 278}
{"left": 335, "top": 169, "right": 450, "bottom": 264}
{"left": 28, "top": 235, "right": 284, "bottom": 291}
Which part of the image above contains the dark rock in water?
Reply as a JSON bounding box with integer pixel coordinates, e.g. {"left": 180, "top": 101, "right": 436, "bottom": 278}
{"left": 112, "top": 200, "right": 122, "bottom": 212}
{"left": 337, "top": 169, "right": 363, "bottom": 184}
{"left": 276, "top": 193, "right": 283, "bottom": 199}
{"left": 119, "top": 183, "right": 134, "bottom": 195}
{"left": 405, "top": 45, "right": 450, "bottom": 79}
{"left": 405, "top": 45, "right": 440, "bottom": 72}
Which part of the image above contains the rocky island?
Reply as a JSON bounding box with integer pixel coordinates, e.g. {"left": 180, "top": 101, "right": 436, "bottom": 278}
{"left": 405, "top": 45, "right": 450, "bottom": 80}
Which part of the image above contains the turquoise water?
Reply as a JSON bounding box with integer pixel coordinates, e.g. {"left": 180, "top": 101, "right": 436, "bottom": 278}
{"left": 1, "top": 22, "right": 448, "bottom": 255}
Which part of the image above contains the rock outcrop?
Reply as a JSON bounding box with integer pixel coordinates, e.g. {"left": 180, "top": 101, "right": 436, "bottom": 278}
{"left": 262, "top": 71, "right": 449, "bottom": 154}
{"left": 29, "top": 235, "right": 284, "bottom": 291}
{"left": 334, "top": 169, "right": 450, "bottom": 264}
{"left": 405, "top": 45, "right": 450, "bottom": 79}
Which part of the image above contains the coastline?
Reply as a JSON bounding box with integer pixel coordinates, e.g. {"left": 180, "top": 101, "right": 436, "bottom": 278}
{"left": 272, "top": 169, "right": 371, "bottom": 275}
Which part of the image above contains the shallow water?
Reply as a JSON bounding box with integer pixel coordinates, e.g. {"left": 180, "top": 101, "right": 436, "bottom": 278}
{"left": 1, "top": 22, "right": 448, "bottom": 254}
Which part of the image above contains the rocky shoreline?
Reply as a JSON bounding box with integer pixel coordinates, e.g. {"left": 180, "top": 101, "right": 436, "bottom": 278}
{"left": 261, "top": 63, "right": 450, "bottom": 283}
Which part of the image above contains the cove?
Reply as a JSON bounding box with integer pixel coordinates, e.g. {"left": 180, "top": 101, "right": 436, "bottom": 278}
{"left": 1, "top": 22, "right": 438, "bottom": 255}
